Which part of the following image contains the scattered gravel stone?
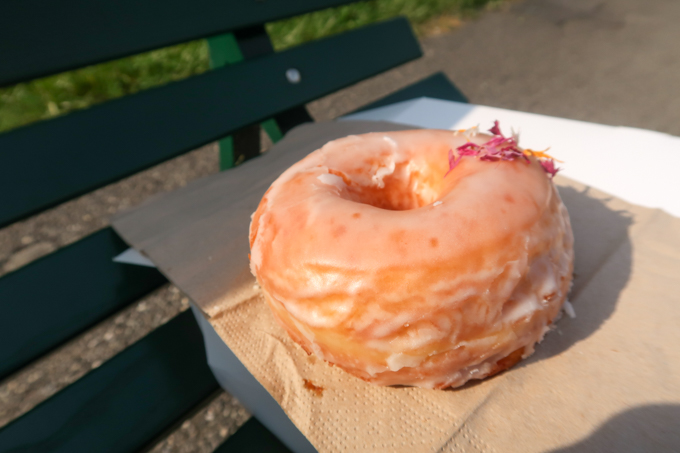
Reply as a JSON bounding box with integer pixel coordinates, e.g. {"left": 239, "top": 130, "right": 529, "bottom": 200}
{"left": 148, "top": 393, "right": 250, "bottom": 453}
{"left": 2, "top": 242, "right": 56, "bottom": 273}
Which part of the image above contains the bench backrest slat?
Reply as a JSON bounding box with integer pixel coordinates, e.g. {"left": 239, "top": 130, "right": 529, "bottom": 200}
{"left": 0, "top": 0, "right": 356, "bottom": 86}
{"left": 0, "top": 18, "right": 421, "bottom": 228}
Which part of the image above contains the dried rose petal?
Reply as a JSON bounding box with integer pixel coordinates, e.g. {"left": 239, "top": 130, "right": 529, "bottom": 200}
{"left": 445, "top": 149, "right": 463, "bottom": 176}
{"left": 540, "top": 159, "right": 559, "bottom": 178}
{"left": 489, "top": 120, "right": 503, "bottom": 137}
{"left": 446, "top": 121, "right": 560, "bottom": 178}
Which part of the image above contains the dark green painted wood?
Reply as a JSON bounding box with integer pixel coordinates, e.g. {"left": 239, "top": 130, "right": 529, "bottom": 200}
{"left": 0, "top": 18, "right": 421, "bottom": 228}
{"left": 0, "top": 0, "right": 359, "bottom": 87}
{"left": 208, "top": 28, "right": 260, "bottom": 171}
{"left": 0, "top": 310, "right": 219, "bottom": 453}
{"left": 214, "top": 418, "right": 293, "bottom": 453}
{"left": 208, "top": 25, "right": 309, "bottom": 171}
{"left": 0, "top": 228, "right": 167, "bottom": 380}
{"left": 207, "top": 33, "right": 243, "bottom": 68}
{"left": 354, "top": 72, "right": 468, "bottom": 113}
{"left": 225, "top": 25, "right": 314, "bottom": 165}
{"left": 231, "top": 25, "right": 277, "bottom": 60}
{"left": 262, "top": 118, "right": 284, "bottom": 143}
{"left": 208, "top": 31, "right": 245, "bottom": 170}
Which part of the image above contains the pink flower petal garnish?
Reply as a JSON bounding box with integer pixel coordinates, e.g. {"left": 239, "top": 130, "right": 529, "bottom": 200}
{"left": 445, "top": 120, "right": 561, "bottom": 178}
{"left": 489, "top": 120, "right": 503, "bottom": 137}
{"left": 540, "top": 159, "right": 559, "bottom": 178}
{"left": 457, "top": 142, "right": 479, "bottom": 151}
{"left": 445, "top": 148, "right": 462, "bottom": 176}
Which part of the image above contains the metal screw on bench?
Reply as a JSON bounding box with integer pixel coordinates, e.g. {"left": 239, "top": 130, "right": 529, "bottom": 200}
{"left": 286, "top": 68, "right": 301, "bottom": 84}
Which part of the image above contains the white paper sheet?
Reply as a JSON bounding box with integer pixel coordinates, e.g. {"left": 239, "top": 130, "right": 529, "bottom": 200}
{"left": 112, "top": 248, "right": 156, "bottom": 267}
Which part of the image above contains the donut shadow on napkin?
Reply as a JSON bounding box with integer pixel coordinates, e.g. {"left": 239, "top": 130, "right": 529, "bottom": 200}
{"left": 113, "top": 120, "right": 680, "bottom": 453}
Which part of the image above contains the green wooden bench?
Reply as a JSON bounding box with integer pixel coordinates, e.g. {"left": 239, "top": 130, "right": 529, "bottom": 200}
{"left": 0, "top": 1, "right": 467, "bottom": 451}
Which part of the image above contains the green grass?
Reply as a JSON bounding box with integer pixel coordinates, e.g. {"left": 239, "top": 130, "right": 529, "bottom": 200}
{"left": 0, "top": 0, "right": 497, "bottom": 133}
{"left": 266, "top": 0, "right": 493, "bottom": 50}
{"left": 0, "top": 41, "right": 209, "bottom": 133}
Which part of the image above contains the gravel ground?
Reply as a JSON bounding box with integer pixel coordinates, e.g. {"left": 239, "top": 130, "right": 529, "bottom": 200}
{"left": 2, "top": 0, "right": 679, "bottom": 450}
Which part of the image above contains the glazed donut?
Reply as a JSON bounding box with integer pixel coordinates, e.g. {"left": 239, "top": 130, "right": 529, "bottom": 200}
{"left": 249, "top": 125, "right": 574, "bottom": 389}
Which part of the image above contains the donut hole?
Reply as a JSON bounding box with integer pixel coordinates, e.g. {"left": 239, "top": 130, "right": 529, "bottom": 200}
{"left": 338, "top": 161, "right": 443, "bottom": 211}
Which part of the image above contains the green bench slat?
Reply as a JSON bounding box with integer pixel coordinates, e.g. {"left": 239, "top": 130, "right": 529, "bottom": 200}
{"left": 0, "top": 18, "right": 421, "bottom": 228}
{"left": 211, "top": 24, "right": 316, "bottom": 167}
{"left": 0, "top": 0, "right": 357, "bottom": 87}
{"left": 355, "top": 72, "right": 468, "bottom": 112}
{"left": 0, "top": 228, "right": 167, "bottom": 380}
{"left": 0, "top": 310, "right": 219, "bottom": 453}
{"left": 215, "top": 418, "right": 293, "bottom": 453}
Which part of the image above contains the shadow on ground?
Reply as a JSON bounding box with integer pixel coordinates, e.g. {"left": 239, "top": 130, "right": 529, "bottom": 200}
{"left": 521, "top": 184, "right": 634, "bottom": 364}
{"left": 444, "top": 183, "right": 634, "bottom": 394}
{"left": 550, "top": 404, "right": 680, "bottom": 452}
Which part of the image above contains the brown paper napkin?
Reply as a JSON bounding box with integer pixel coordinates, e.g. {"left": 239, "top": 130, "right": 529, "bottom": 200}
{"left": 113, "top": 120, "right": 680, "bottom": 452}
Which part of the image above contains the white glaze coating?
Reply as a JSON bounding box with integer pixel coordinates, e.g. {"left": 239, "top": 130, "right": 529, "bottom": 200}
{"left": 249, "top": 129, "right": 574, "bottom": 388}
